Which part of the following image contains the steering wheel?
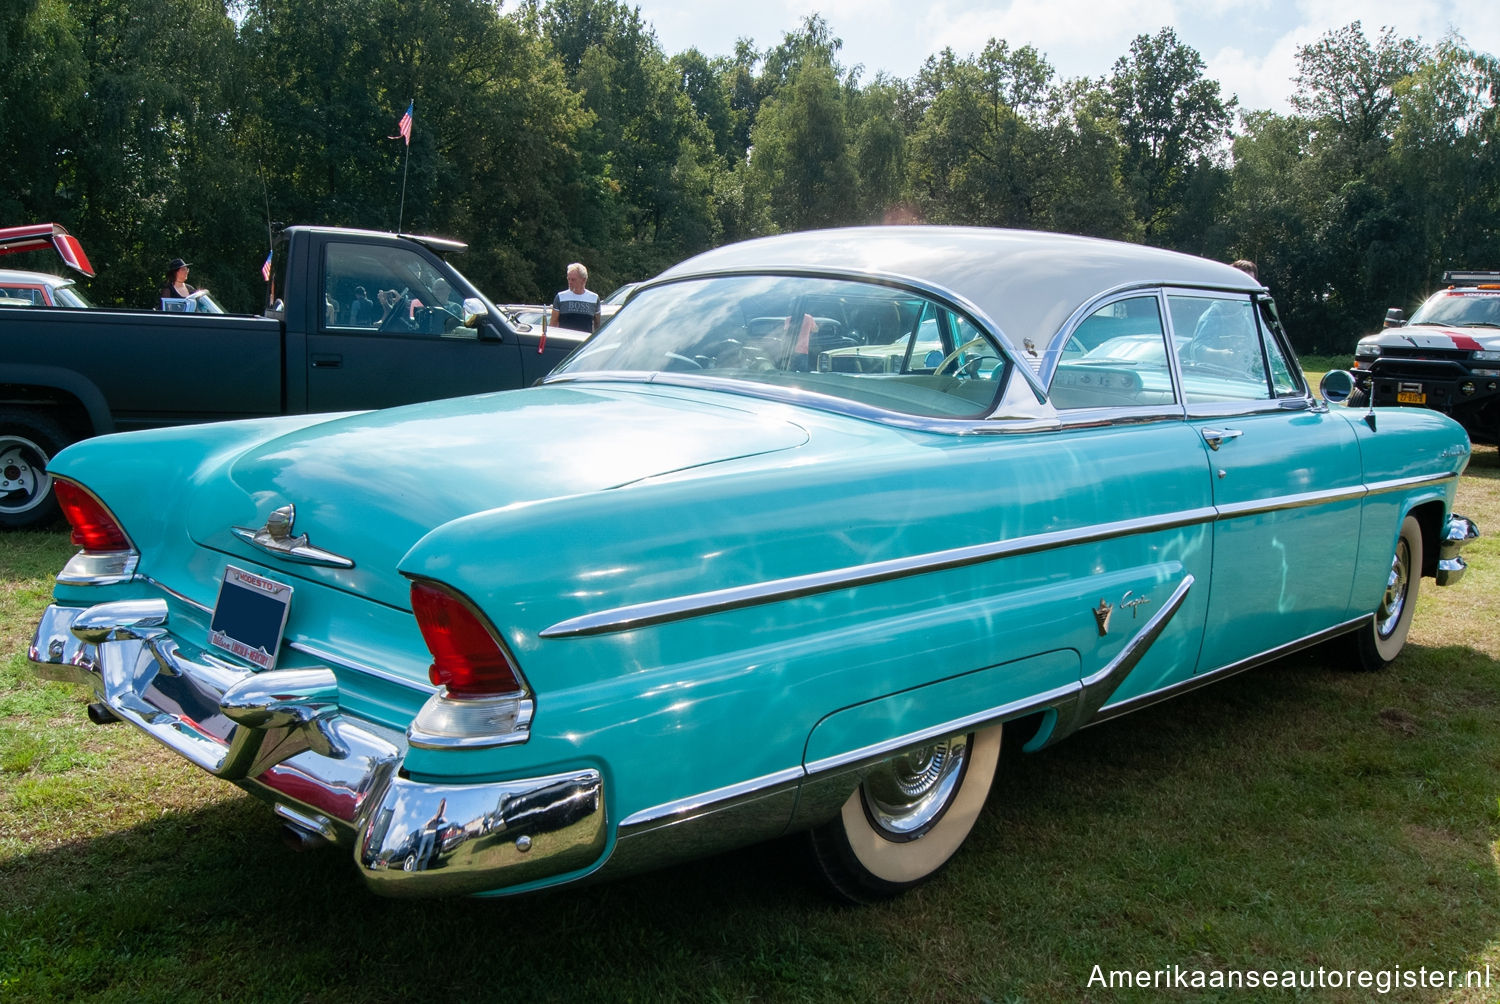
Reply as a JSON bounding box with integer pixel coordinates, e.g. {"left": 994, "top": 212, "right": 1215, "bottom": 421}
{"left": 379, "top": 290, "right": 414, "bottom": 332}
{"left": 934, "top": 336, "right": 994, "bottom": 376}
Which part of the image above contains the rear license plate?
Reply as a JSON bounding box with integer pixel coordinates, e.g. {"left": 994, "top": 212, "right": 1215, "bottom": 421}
{"left": 209, "top": 565, "right": 292, "bottom": 670}
{"left": 1397, "top": 390, "right": 1426, "bottom": 404}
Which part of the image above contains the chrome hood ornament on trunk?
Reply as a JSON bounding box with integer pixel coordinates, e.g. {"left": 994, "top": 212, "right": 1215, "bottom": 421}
{"left": 232, "top": 504, "right": 355, "bottom": 569}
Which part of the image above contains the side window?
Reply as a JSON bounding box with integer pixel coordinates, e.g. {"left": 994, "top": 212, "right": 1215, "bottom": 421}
{"left": 1170, "top": 294, "right": 1272, "bottom": 403}
{"left": 323, "top": 243, "right": 466, "bottom": 336}
{"left": 1049, "top": 295, "right": 1175, "bottom": 410}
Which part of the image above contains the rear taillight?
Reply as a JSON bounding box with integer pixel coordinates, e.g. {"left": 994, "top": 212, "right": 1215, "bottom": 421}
{"left": 54, "top": 479, "right": 132, "bottom": 551}
{"left": 411, "top": 580, "right": 526, "bottom": 697}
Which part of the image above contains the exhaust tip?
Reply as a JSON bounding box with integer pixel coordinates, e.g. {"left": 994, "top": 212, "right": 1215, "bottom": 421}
{"left": 274, "top": 803, "right": 337, "bottom": 851}
{"left": 86, "top": 702, "right": 121, "bottom": 725}
{"left": 281, "top": 821, "right": 330, "bottom": 852}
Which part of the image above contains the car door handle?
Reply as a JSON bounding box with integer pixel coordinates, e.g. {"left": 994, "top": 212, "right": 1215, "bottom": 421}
{"left": 1201, "top": 428, "right": 1243, "bottom": 451}
{"left": 311, "top": 354, "right": 343, "bottom": 369}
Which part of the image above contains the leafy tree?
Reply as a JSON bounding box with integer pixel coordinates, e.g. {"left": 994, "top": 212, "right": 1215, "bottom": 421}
{"left": 0, "top": 0, "right": 88, "bottom": 227}
{"left": 1391, "top": 38, "right": 1500, "bottom": 273}
{"left": 1108, "top": 28, "right": 1235, "bottom": 243}
{"left": 744, "top": 58, "right": 855, "bottom": 231}
{"left": 1293, "top": 22, "right": 1426, "bottom": 165}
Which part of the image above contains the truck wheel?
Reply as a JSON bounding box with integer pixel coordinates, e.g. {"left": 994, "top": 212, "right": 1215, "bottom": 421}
{"left": 1346, "top": 386, "right": 1369, "bottom": 407}
{"left": 0, "top": 410, "right": 69, "bottom": 529}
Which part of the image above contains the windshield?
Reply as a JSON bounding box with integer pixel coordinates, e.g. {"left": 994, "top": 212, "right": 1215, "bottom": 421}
{"left": 552, "top": 275, "right": 1012, "bottom": 419}
{"left": 1409, "top": 290, "right": 1500, "bottom": 328}
{"left": 188, "top": 290, "right": 225, "bottom": 314}
{"left": 53, "top": 283, "right": 93, "bottom": 308}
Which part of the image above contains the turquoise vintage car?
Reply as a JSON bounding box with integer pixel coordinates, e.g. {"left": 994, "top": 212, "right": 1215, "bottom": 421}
{"left": 30, "top": 227, "right": 1479, "bottom": 901}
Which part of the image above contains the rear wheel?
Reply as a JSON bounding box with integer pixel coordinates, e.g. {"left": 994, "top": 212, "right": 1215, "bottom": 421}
{"left": 1353, "top": 514, "right": 1423, "bottom": 670}
{"left": 808, "top": 724, "right": 1002, "bottom": 902}
{"left": 0, "top": 409, "right": 69, "bottom": 529}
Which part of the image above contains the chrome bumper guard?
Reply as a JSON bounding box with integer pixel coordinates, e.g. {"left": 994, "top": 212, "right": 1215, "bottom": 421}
{"left": 30, "top": 600, "right": 606, "bottom": 897}
{"left": 1436, "top": 514, "right": 1479, "bottom": 586}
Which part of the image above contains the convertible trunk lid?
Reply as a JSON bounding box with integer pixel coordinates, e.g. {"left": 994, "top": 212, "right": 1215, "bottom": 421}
{"left": 186, "top": 384, "right": 808, "bottom": 607}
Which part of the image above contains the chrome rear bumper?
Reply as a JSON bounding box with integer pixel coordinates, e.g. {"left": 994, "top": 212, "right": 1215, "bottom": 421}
{"left": 30, "top": 600, "right": 605, "bottom": 897}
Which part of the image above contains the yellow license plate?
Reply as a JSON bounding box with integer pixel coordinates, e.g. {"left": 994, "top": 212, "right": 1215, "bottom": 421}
{"left": 1397, "top": 391, "right": 1426, "bottom": 404}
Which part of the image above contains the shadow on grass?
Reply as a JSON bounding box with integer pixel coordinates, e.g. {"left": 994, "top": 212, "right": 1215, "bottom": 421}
{"left": 5, "top": 641, "right": 1500, "bottom": 1003}
{"left": 1464, "top": 444, "right": 1500, "bottom": 480}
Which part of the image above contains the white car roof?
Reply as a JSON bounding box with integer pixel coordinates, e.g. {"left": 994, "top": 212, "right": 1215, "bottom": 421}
{"left": 657, "top": 226, "right": 1262, "bottom": 353}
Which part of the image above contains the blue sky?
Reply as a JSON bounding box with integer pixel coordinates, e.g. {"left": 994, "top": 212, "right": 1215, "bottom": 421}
{"left": 630, "top": 0, "right": 1499, "bottom": 115}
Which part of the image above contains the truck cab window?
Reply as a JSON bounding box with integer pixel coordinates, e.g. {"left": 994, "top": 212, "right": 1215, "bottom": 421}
{"left": 323, "top": 243, "right": 468, "bottom": 336}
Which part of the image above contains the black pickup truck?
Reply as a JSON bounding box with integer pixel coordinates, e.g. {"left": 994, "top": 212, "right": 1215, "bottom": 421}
{"left": 0, "top": 225, "right": 585, "bottom": 528}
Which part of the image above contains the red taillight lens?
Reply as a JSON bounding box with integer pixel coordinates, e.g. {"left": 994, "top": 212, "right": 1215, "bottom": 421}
{"left": 53, "top": 479, "right": 132, "bottom": 551}
{"left": 410, "top": 580, "right": 525, "bottom": 697}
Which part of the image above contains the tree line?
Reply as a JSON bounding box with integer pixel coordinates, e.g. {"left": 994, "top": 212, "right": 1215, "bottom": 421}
{"left": 3, "top": 0, "right": 1497, "bottom": 353}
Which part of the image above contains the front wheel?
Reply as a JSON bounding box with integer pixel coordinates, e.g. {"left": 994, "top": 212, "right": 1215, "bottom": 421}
{"left": 808, "top": 724, "right": 1002, "bottom": 903}
{"left": 0, "top": 409, "right": 70, "bottom": 529}
{"left": 1353, "top": 514, "right": 1423, "bottom": 670}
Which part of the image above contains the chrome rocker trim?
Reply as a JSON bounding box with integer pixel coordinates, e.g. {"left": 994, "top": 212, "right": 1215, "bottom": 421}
{"left": 30, "top": 601, "right": 605, "bottom": 898}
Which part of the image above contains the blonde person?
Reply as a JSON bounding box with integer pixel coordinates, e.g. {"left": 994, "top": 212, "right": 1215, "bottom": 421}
{"left": 550, "top": 262, "right": 600, "bottom": 333}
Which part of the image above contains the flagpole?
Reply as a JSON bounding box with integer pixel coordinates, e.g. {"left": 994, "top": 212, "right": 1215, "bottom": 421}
{"left": 398, "top": 148, "right": 410, "bottom": 235}
{"left": 397, "top": 98, "right": 412, "bottom": 235}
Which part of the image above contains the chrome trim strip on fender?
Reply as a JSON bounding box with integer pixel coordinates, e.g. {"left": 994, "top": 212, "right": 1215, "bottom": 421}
{"left": 542, "top": 507, "right": 1218, "bottom": 638}
{"left": 619, "top": 766, "right": 806, "bottom": 830}
{"left": 541, "top": 469, "right": 1459, "bottom": 640}
{"left": 1361, "top": 471, "right": 1458, "bottom": 497}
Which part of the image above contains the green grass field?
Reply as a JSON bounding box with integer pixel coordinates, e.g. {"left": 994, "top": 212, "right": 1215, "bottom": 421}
{"left": 3, "top": 445, "right": 1499, "bottom": 1003}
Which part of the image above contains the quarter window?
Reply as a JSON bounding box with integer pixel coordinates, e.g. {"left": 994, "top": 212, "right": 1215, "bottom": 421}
{"left": 1049, "top": 295, "right": 1176, "bottom": 410}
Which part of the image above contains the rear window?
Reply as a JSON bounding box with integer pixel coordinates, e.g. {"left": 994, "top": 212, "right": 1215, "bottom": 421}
{"left": 553, "top": 275, "right": 1012, "bottom": 419}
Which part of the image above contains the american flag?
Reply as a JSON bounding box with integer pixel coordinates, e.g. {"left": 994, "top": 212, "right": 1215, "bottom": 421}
{"left": 261, "top": 250, "right": 273, "bottom": 281}
{"left": 391, "top": 101, "right": 413, "bottom": 145}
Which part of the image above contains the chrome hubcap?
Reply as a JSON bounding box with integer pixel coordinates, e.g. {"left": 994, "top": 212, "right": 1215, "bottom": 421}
{"left": 862, "top": 733, "right": 970, "bottom": 838}
{"left": 1376, "top": 536, "right": 1411, "bottom": 639}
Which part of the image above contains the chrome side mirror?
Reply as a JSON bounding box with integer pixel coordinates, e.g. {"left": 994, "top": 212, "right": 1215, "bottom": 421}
{"left": 1319, "top": 369, "right": 1355, "bottom": 405}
